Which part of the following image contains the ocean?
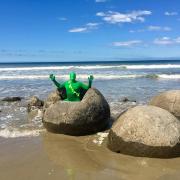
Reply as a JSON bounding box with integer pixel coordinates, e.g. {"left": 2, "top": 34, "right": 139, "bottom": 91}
{"left": 1, "top": 60, "right": 180, "bottom": 180}
{"left": 0, "top": 60, "right": 180, "bottom": 138}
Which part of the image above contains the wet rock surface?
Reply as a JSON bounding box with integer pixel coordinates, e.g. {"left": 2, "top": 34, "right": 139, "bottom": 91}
{"left": 108, "top": 105, "right": 180, "bottom": 158}
{"left": 121, "top": 97, "right": 136, "bottom": 103}
{"left": 43, "top": 88, "right": 110, "bottom": 136}
{"left": 149, "top": 90, "right": 180, "bottom": 119}
{"left": 43, "top": 90, "right": 62, "bottom": 109}
{"left": 27, "top": 96, "right": 44, "bottom": 112}
{"left": 1, "top": 97, "right": 22, "bottom": 102}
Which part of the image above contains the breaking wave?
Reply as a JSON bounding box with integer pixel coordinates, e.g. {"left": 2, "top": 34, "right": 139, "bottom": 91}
{"left": 0, "top": 74, "right": 180, "bottom": 80}
{"left": 0, "top": 64, "right": 180, "bottom": 71}
{"left": 0, "top": 74, "right": 141, "bottom": 80}
{"left": 0, "top": 128, "right": 45, "bottom": 138}
{"left": 125, "top": 64, "right": 180, "bottom": 69}
{"left": 158, "top": 74, "right": 180, "bottom": 79}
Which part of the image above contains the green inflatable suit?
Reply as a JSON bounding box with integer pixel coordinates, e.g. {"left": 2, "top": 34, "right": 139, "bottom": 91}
{"left": 49, "top": 72, "right": 94, "bottom": 101}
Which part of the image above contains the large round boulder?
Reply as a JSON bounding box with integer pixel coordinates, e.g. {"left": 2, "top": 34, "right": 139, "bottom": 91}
{"left": 149, "top": 90, "right": 180, "bottom": 119}
{"left": 108, "top": 105, "right": 180, "bottom": 158}
{"left": 43, "top": 88, "right": 110, "bottom": 136}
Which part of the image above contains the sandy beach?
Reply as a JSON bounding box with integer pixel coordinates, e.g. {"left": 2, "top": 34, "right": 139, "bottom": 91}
{"left": 1, "top": 132, "right": 180, "bottom": 180}
{"left": 0, "top": 62, "right": 180, "bottom": 180}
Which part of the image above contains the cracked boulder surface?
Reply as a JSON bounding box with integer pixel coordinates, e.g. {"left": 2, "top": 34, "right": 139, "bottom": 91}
{"left": 108, "top": 105, "right": 180, "bottom": 158}
{"left": 43, "top": 90, "right": 62, "bottom": 109}
{"left": 149, "top": 90, "right": 180, "bottom": 119}
{"left": 42, "top": 88, "right": 110, "bottom": 136}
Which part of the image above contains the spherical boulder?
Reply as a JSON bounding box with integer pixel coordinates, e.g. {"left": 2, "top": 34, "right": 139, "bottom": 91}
{"left": 43, "top": 88, "right": 110, "bottom": 136}
{"left": 108, "top": 105, "right": 180, "bottom": 158}
{"left": 149, "top": 90, "right": 180, "bottom": 119}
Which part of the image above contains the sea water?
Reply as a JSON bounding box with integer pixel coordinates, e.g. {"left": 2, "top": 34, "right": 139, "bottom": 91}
{"left": 0, "top": 60, "right": 180, "bottom": 138}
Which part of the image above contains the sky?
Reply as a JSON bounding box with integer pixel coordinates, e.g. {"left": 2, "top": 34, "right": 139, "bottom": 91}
{"left": 0, "top": 0, "right": 180, "bottom": 62}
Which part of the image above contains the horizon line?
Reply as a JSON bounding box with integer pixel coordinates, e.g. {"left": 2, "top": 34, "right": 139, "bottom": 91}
{"left": 0, "top": 59, "right": 180, "bottom": 64}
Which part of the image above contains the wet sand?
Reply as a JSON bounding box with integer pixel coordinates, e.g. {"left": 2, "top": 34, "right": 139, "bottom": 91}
{"left": 1, "top": 132, "right": 180, "bottom": 180}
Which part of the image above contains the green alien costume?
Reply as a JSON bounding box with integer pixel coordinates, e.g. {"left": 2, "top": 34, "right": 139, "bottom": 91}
{"left": 49, "top": 72, "right": 94, "bottom": 101}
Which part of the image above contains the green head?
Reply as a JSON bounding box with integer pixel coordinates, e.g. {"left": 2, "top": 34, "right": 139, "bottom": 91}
{"left": 70, "top": 72, "right": 76, "bottom": 82}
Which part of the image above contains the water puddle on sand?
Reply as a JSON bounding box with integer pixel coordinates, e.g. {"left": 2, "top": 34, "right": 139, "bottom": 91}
{"left": 42, "top": 132, "right": 180, "bottom": 180}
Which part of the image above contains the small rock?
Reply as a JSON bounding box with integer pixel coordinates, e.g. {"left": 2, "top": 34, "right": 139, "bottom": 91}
{"left": 121, "top": 97, "right": 136, "bottom": 103}
{"left": 1, "top": 97, "right": 22, "bottom": 102}
{"left": 27, "top": 96, "right": 44, "bottom": 112}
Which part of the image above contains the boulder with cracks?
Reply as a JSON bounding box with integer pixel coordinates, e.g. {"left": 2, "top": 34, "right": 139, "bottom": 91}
{"left": 108, "top": 105, "right": 180, "bottom": 158}
{"left": 43, "top": 88, "right": 110, "bottom": 136}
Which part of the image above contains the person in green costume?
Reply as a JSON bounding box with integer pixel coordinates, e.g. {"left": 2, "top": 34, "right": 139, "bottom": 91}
{"left": 49, "top": 72, "right": 94, "bottom": 101}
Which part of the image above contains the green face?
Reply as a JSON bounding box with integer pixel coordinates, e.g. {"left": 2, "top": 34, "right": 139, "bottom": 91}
{"left": 70, "top": 72, "right": 76, "bottom": 81}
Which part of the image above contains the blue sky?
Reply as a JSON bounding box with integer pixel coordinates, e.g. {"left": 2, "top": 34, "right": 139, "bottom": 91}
{"left": 0, "top": 0, "right": 180, "bottom": 62}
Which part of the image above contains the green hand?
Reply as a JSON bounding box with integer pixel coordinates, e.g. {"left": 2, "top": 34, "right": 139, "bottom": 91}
{"left": 49, "top": 74, "right": 56, "bottom": 81}
{"left": 88, "top": 75, "right": 94, "bottom": 81}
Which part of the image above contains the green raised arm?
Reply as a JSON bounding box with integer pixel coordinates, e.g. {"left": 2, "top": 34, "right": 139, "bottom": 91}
{"left": 88, "top": 75, "right": 94, "bottom": 88}
{"left": 49, "top": 74, "right": 65, "bottom": 89}
{"left": 79, "top": 75, "right": 94, "bottom": 90}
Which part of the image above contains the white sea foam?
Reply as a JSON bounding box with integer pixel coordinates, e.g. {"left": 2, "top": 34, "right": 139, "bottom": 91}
{"left": 158, "top": 74, "right": 180, "bottom": 79}
{"left": 0, "top": 64, "right": 180, "bottom": 71}
{"left": 0, "top": 74, "right": 141, "bottom": 80}
{"left": 93, "top": 132, "right": 109, "bottom": 145}
{"left": 0, "top": 128, "right": 44, "bottom": 138}
{"left": 0, "top": 65, "right": 122, "bottom": 71}
{"left": 0, "top": 73, "right": 180, "bottom": 80}
{"left": 74, "top": 65, "right": 126, "bottom": 69}
{"left": 126, "top": 64, "right": 180, "bottom": 69}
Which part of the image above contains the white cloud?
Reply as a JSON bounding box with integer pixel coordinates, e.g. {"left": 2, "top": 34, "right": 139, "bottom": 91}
{"left": 154, "top": 37, "right": 173, "bottom": 45}
{"left": 147, "top": 26, "right": 172, "bottom": 31}
{"left": 129, "top": 30, "right": 135, "bottom": 33}
{"left": 96, "top": 10, "right": 152, "bottom": 24}
{"left": 69, "top": 22, "right": 100, "bottom": 33}
{"left": 112, "top": 40, "right": 142, "bottom": 47}
{"left": 130, "top": 26, "right": 172, "bottom": 33}
{"left": 86, "top": 22, "right": 100, "bottom": 27}
{"left": 154, "top": 37, "right": 180, "bottom": 45}
{"left": 175, "top": 37, "right": 180, "bottom": 43}
{"left": 96, "top": 12, "right": 106, "bottom": 16}
{"left": 58, "top": 17, "right": 67, "bottom": 21}
{"left": 165, "top": 11, "right": 178, "bottom": 16}
{"left": 162, "top": 27, "right": 172, "bottom": 31}
{"left": 69, "top": 27, "right": 88, "bottom": 33}
{"left": 95, "top": 0, "right": 107, "bottom": 2}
